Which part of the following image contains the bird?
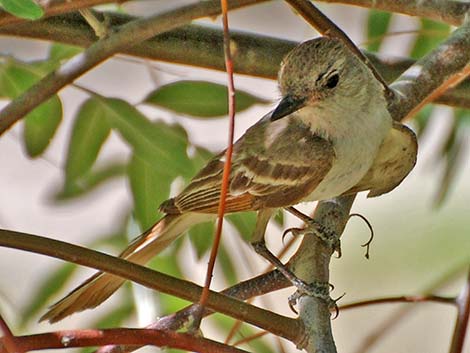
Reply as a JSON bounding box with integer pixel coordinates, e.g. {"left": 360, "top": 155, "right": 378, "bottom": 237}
{"left": 41, "top": 36, "right": 417, "bottom": 323}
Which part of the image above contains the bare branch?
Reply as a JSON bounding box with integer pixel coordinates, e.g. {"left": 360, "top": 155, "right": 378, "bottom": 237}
{"left": 2, "top": 13, "right": 470, "bottom": 109}
{"left": 0, "top": 328, "right": 251, "bottom": 353}
{"left": 283, "top": 15, "right": 470, "bottom": 353}
{"left": 317, "top": 0, "right": 470, "bottom": 26}
{"left": 0, "top": 0, "right": 118, "bottom": 27}
{"left": 389, "top": 20, "right": 470, "bottom": 121}
{"left": 0, "top": 229, "right": 301, "bottom": 342}
{"left": 340, "top": 295, "right": 456, "bottom": 310}
{"left": 284, "top": 0, "right": 393, "bottom": 100}
{"left": 0, "top": 0, "right": 265, "bottom": 136}
{"left": 449, "top": 268, "right": 470, "bottom": 353}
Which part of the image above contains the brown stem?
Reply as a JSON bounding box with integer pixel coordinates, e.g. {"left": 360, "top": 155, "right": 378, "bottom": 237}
{"left": 0, "top": 314, "right": 24, "bottom": 353}
{"left": 0, "top": 328, "right": 250, "bottom": 353}
{"left": 340, "top": 295, "right": 456, "bottom": 311}
{"left": 449, "top": 268, "right": 470, "bottom": 353}
{"left": 0, "top": 0, "right": 266, "bottom": 135}
{"left": 284, "top": 0, "right": 393, "bottom": 101}
{"left": 0, "top": 229, "right": 301, "bottom": 342}
{"left": 317, "top": 0, "right": 469, "bottom": 26}
{"left": 1, "top": 14, "right": 469, "bottom": 109}
{"left": 0, "top": 0, "right": 117, "bottom": 27}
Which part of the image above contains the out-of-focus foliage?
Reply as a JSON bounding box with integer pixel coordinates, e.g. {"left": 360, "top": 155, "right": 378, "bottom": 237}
{"left": 0, "top": 0, "right": 43, "bottom": 20}
{"left": 0, "top": 4, "right": 468, "bottom": 352}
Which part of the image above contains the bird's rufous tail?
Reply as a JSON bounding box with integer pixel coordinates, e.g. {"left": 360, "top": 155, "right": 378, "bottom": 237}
{"left": 40, "top": 213, "right": 202, "bottom": 323}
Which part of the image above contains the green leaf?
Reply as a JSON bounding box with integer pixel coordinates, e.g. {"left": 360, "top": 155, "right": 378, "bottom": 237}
{"left": 273, "top": 209, "right": 285, "bottom": 227}
{"left": 0, "top": 61, "right": 38, "bottom": 98}
{"left": 92, "top": 301, "right": 134, "bottom": 329}
{"left": 20, "top": 263, "right": 76, "bottom": 327}
{"left": 55, "top": 161, "right": 127, "bottom": 200}
{"left": 187, "top": 221, "right": 215, "bottom": 259}
{"left": 23, "top": 96, "right": 62, "bottom": 157}
{"left": 143, "top": 80, "right": 268, "bottom": 118}
{"left": 97, "top": 97, "right": 192, "bottom": 178}
{"left": 366, "top": 10, "right": 392, "bottom": 52}
{"left": 410, "top": 19, "right": 450, "bottom": 59}
{"left": 128, "top": 153, "right": 172, "bottom": 230}
{"left": 0, "top": 0, "right": 43, "bottom": 20}
{"left": 49, "top": 43, "right": 83, "bottom": 63}
{"left": 414, "top": 104, "right": 434, "bottom": 137}
{"left": 64, "top": 97, "right": 111, "bottom": 182}
{"left": 0, "top": 60, "right": 62, "bottom": 156}
{"left": 226, "top": 211, "right": 257, "bottom": 242}
{"left": 218, "top": 243, "right": 238, "bottom": 284}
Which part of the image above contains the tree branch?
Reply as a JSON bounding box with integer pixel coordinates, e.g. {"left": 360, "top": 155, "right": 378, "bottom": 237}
{"left": 317, "top": 0, "right": 470, "bottom": 26}
{"left": 0, "top": 328, "right": 251, "bottom": 353}
{"left": 449, "top": 268, "right": 470, "bottom": 353}
{"left": 0, "top": 0, "right": 117, "bottom": 27}
{"left": 282, "top": 15, "right": 470, "bottom": 353}
{"left": 0, "top": 0, "right": 265, "bottom": 135}
{"left": 2, "top": 13, "right": 470, "bottom": 109}
{"left": 0, "top": 229, "right": 302, "bottom": 343}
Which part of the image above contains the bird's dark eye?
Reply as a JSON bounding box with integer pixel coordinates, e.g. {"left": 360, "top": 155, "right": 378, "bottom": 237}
{"left": 325, "top": 73, "right": 339, "bottom": 89}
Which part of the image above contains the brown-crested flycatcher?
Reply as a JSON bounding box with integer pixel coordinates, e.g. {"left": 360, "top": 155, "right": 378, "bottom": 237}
{"left": 41, "top": 37, "right": 417, "bottom": 323}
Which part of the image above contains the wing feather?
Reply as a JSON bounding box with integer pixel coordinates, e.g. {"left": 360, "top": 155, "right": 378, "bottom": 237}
{"left": 161, "top": 118, "right": 335, "bottom": 214}
{"left": 344, "top": 122, "right": 417, "bottom": 197}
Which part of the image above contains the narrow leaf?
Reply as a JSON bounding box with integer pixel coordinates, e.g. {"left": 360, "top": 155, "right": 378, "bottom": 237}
{"left": 0, "top": 0, "right": 43, "bottom": 20}
{"left": 20, "top": 263, "right": 76, "bottom": 326}
{"left": 98, "top": 97, "right": 192, "bottom": 178}
{"left": 367, "top": 10, "right": 392, "bottom": 52}
{"left": 410, "top": 19, "right": 450, "bottom": 59}
{"left": 144, "top": 80, "right": 267, "bottom": 118}
{"left": 0, "top": 60, "right": 62, "bottom": 156}
{"left": 23, "top": 96, "right": 62, "bottom": 157}
{"left": 64, "top": 97, "right": 111, "bottom": 182}
{"left": 55, "top": 162, "right": 127, "bottom": 201}
{"left": 218, "top": 243, "right": 238, "bottom": 284}
{"left": 49, "top": 43, "right": 83, "bottom": 63}
{"left": 188, "top": 221, "right": 215, "bottom": 259}
{"left": 226, "top": 211, "right": 257, "bottom": 242}
{"left": 128, "top": 153, "right": 172, "bottom": 230}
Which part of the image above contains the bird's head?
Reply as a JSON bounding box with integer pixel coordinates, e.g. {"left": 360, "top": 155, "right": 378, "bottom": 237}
{"left": 271, "top": 37, "right": 377, "bottom": 121}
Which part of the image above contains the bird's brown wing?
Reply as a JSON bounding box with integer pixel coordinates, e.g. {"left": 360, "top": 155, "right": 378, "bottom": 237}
{"left": 345, "top": 121, "right": 417, "bottom": 197}
{"left": 161, "top": 118, "right": 335, "bottom": 214}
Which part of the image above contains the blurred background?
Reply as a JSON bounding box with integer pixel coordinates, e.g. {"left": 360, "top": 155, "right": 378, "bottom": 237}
{"left": 0, "top": 1, "right": 469, "bottom": 352}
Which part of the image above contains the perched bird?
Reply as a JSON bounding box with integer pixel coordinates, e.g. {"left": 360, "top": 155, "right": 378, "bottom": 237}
{"left": 41, "top": 37, "right": 417, "bottom": 323}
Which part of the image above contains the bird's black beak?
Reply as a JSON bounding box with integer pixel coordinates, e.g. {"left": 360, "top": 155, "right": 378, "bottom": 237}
{"left": 270, "top": 95, "right": 306, "bottom": 121}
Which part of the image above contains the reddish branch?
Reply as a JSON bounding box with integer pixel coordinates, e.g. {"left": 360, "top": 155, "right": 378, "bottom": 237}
{"left": 0, "top": 328, "right": 250, "bottom": 353}
{"left": 197, "top": 0, "right": 237, "bottom": 324}
{"left": 0, "top": 314, "right": 25, "bottom": 353}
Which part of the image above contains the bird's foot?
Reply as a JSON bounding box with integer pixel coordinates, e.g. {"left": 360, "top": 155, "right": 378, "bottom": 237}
{"left": 288, "top": 281, "right": 345, "bottom": 318}
{"left": 283, "top": 218, "right": 341, "bottom": 257}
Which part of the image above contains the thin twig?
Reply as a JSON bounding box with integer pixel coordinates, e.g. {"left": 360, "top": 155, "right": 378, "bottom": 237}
{"left": 339, "top": 295, "right": 456, "bottom": 311}
{"left": 0, "top": 229, "right": 301, "bottom": 341}
{"left": 317, "top": 0, "right": 470, "bottom": 26}
{"left": 284, "top": 0, "right": 394, "bottom": 102}
{"left": 0, "top": 328, "right": 251, "bottom": 353}
{"left": 2, "top": 14, "right": 470, "bottom": 109}
{"left": 0, "top": 0, "right": 264, "bottom": 136}
{"left": 0, "top": 0, "right": 117, "bottom": 27}
{"left": 0, "top": 313, "right": 24, "bottom": 353}
{"left": 95, "top": 270, "right": 291, "bottom": 353}
{"left": 449, "top": 267, "right": 470, "bottom": 353}
{"left": 195, "top": 0, "right": 237, "bottom": 330}
{"left": 79, "top": 8, "right": 108, "bottom": 38}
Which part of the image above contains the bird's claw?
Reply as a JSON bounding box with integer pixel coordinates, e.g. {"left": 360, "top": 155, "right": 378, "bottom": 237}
{"left": 283, "top": 220, "right": 341, "bottom": 256}
{"left": 288, "top": 281, "right": 345, "bottom": 319}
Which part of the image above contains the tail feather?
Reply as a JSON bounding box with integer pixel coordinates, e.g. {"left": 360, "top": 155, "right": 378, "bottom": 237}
{"left": 40, "top": 213, "right": 205, "bottom": 323}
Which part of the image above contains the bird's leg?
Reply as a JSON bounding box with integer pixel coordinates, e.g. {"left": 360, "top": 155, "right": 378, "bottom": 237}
{"left": 251, "top": 209, "right": 333, "bottom": 311}
{"left": 285, "top": 206, "right": 341, "bottom": 256}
